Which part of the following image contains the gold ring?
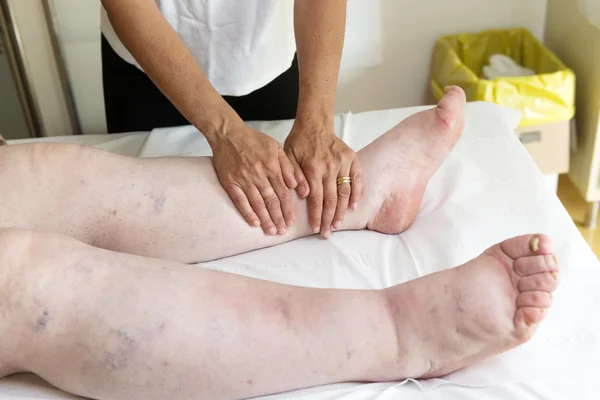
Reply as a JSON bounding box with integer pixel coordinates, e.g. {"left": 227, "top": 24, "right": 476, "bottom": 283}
{"left": 337, "top": 177, "right": 352, "bottom": 185}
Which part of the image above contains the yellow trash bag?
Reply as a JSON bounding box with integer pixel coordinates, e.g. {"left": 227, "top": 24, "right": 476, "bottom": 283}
{"left": 430, "top": 28, "right": 575, "bottom": 127}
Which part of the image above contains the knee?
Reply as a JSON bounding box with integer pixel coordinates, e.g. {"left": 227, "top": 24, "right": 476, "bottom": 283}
{"left": 0, "top": 228, "right": 35, "bottom": 250}
{"left": 0, "top": 228, "right": 72, "bottom": 263}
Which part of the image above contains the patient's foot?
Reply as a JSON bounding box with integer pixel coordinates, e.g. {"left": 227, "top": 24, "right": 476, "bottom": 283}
{"left": 357, "top": 86, "right": 465, "bottom": 234}
{"left": 382, "top": 234, "right": 559, "bottom": 379}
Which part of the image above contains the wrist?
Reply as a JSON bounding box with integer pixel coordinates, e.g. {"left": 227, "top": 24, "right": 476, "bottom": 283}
{"left": 193, "top": 103, "right": 246, "bottom": 148}
{"left": 294, "top": 110, "right": 335, "bottom": 134}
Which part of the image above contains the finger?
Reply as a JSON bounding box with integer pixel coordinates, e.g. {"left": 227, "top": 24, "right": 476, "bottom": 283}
{"left": 258, "top": 180, "right": 287, "bottom": 235}
{"left": 278, "top": 150, "right": 297, "bottom": 190}
{"left": 225, "top": 184, "right": 260, "bottom": 227}
{"left": 270, "top": 174, "right": 295, "bottom": 228}
{"left": 287, "top": 152, "right": 310, "bottom": 199}
{"left": 307, "top": 171, "right": 324, "bottom": 234}
{"left": 246, "top": 184, "right": 278, "bottom": 236}
{"left": 320, "top": 174, "right": 339, "bottom": 239}
{"left": 333, "top": 167, "right": 352, "bottom": 231}
{"left": 349, "top": 158, "right": 363, "bottom": 211}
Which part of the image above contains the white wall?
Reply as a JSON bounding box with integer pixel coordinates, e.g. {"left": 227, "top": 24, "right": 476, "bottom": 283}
{"left": 51, "top": 0, "right": 547, "bottom": 134}
{"left": 0, "top": 53, "right": 30, "bottom": 139}
{"left": 335, "top": 0, "right": 548, "bottom": 113}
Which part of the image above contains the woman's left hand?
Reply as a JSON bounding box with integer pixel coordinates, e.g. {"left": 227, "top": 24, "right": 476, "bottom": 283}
{"left": 284, "top": 120, "right": 362, "bottom": 238}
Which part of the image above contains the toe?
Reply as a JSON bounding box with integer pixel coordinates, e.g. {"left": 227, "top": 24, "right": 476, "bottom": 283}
{"left": 435, "top": 86, "right": 465, "bottom": 132}
{"left": 513, "top": 254, "right": 560, "bottom": 277}
{"left": 517, "top": 272, "right": 559, "bottom": 292}
{"left": 514, "top": 306, "right": 546, "bottom": 338}
{"left": 500, "top": 234, "right": 553, "bottom": 260}
{"left": 517, "top": 291, "right": 553, "bottom": 308}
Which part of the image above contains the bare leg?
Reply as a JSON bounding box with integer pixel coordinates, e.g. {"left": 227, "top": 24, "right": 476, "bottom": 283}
{"left": 1, "top": 228, "right": 558, "bottom": 400}
{"left": 0, "top": 88, "right": 465, "bottom": 263}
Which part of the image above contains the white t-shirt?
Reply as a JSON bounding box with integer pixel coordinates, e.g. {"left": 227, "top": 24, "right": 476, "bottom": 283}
{"left": 101, "top": 0, "right": 296, "bottom": 97}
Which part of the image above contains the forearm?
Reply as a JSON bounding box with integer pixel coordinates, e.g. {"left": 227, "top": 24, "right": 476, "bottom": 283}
{"left": 101, "top": 0, "right": 243, "bottom": 144}
{"left": 294, "top": 0, "right": 346, "bottom": 123}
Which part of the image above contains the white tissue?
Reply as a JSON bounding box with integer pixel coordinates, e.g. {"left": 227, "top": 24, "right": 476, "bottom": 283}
{"left": 483, "top": 54, "right": 535, "bottom": 79}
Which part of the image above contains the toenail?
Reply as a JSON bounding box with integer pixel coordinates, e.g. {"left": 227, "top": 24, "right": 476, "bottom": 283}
{"left": 551, "top": 271, "right": 559, "bottom": 281}
{"left": 529, "top": 236, "right": 540, "bottom": 253}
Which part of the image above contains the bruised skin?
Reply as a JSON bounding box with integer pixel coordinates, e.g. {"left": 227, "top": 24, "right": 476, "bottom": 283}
{"left": 0, "top": 229, "right": 558, "bottom": 400}
{"left": 0, "top": 87, "right": 465, "bottom": 263}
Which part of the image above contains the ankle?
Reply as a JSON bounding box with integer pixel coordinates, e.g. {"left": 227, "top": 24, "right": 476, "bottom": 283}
{"left": 338, "top": 204, "right": 370, "bottom": 231}
{"left": 377, "top": 285, "right": 432, "bottom": 380}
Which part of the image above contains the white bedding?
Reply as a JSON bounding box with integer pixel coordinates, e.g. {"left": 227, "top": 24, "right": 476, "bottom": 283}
{"left": 4, "top": 103, "right": 600, "bottom": 400}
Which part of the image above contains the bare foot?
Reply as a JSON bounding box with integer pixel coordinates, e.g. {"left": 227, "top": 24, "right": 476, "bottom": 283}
{"left": 382, "top": 234, "right": 559, "bottom": 380}
{"left": 357, "top": 86, "right": 465, "bottom": 234}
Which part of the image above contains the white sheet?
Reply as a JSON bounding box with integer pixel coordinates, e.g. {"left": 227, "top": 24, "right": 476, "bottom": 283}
{"left": 4, "top": 102, "right": 600, "bottom": 400}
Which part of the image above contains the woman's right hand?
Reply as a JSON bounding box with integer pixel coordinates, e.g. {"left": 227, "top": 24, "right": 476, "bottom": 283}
{"left": 212, "top": 127, "right": 299, "bottom": 236}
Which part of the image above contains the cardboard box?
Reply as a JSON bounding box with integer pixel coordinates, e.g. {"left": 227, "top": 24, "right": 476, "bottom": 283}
{"left": 516, "top": 120, "right": 571, "bottom": 174}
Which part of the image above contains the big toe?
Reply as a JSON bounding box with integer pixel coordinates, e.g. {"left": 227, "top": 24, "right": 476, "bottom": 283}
{"left": 435, "top": 86, "right": 466, "bottom": 132}
{"left": 500, "top": 234, "right": 554, "bottom": 260}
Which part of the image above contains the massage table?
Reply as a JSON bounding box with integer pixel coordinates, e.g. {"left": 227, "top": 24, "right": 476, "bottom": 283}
{"left": 4, "top": 102, "right": 600, "bottom": 399}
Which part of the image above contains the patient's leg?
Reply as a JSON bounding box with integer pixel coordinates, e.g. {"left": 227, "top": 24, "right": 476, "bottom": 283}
{"left": 0, "top": 87, "right": 465, "bottom": 263}
{"left": 1, "top": 228, "right": 558, "bottom": 399}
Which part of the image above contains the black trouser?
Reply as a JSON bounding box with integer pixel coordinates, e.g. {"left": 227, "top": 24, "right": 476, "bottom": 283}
{"left": 101, "top": 35, "right": 300, "bottom": 134}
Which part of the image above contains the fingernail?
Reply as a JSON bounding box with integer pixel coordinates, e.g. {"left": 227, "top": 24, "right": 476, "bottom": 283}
{"left": 252, "top": 220, "right": 260, "bottom": 227}
{"left": 444, "top": 86, "right": 452, "bottom": 94}
{"left": 323, "top": 230, "right": 331, "bottom": 239}
{"left": 551, "top": 271, "right": 559, "bottom": 281}
{"left": 313, "top": 227, "right": 320, "bottom": 234}
{"left": 539, "top": 308, "right": 546, "bottom": 315}
{"left": 548, "top": 292, "right": 553, "bottom": 300}
{"left": 278, "top": 227, "right": 287, "bottom": 235}
{"left": 287, "top": 219, "right": 295, "bottom": 227}
{"left": 351, "top": 202, "right": 358, "bottom": 211}
{"left": 268, "top": 227, "right": 277, "bottom": 236}
{"left": 333, "top": 221, "right": 341, "bottom": 230}
{"left": 552, "top": 255, "right": 559, "bottom": 265}
{"left": 529, "top": 236, "right": 540, "bottom": 253}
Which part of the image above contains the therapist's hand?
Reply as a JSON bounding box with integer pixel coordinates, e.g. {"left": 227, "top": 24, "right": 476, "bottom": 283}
{"left": 284, "top": 120, "right": 362, "bottom": 239}
{"left": 212, "top": 127, "right": 298, "bottom": 236}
